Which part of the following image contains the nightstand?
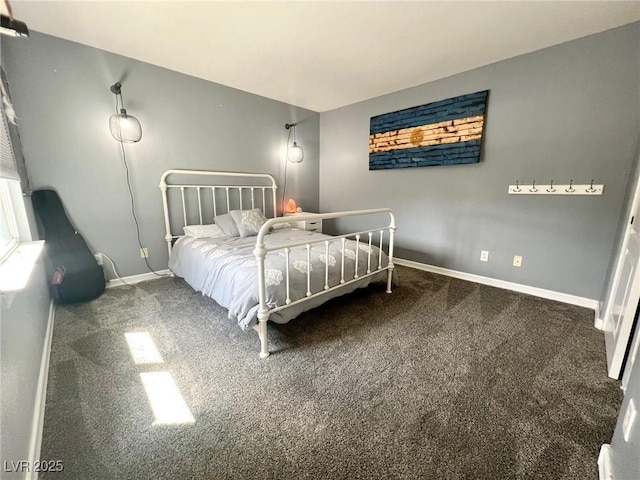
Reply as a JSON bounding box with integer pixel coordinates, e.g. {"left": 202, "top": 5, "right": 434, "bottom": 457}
{"left": 284, "top": 212, "right": 323, "bottom": 233}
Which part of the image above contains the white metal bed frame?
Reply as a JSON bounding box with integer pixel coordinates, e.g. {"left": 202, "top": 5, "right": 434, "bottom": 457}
{"left": 160, "top": 169, "right": 396, "bottom": 358}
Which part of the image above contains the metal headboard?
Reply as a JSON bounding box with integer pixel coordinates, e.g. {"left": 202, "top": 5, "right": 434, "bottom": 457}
{"left": 159, "top": 169, "right": 278, "bottom": 256}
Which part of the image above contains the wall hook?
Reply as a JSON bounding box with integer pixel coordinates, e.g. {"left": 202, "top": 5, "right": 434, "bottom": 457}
{"left": 565, "top": 179, "right": 575, "bottom": 193}
{"left": 513, "top": 180, "right": 521, "bottom": 193}
{"left": 546, "top": 180, "right": 556, "bottom": 193}
{"left": 529, "top": 180, "right": 538, "bottom": 193}
{"left": 586, "top": 179, "right": 597, "bottom": 193}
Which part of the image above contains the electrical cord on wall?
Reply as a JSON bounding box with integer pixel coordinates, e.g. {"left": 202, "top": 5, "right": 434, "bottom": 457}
{"left": 94, "top": 252, "right": 132, "bottom": 286}
{"left": 281, "top": 126, "right": 292, "bottom": 211}
{"left": 113, "top": 94, "right": 166, "bottom": 278}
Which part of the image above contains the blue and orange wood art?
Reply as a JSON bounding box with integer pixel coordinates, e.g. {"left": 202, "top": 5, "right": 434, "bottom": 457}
{"left": 369, "top": 90, "right": 489, "bottom": 170}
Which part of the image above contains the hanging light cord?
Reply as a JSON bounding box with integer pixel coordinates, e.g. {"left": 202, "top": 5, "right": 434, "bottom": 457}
{"left": 115, "top": 88, "right": 125, "bottom": 112}
{"left": 281, "top": 126, "right": 292, "bottom": 211}
{"left": 113, "top": 94, "right": 166, "bottom": 278}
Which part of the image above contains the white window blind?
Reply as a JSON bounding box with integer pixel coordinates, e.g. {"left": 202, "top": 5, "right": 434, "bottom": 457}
{"left": 0, "top": 68, "right": 29, "bottom": 194}
{"left": 0, "top": 101, "right": 20, "bottom": 181}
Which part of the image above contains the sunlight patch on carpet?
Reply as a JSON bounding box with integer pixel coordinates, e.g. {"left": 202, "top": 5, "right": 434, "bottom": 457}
{"left": 125, "top": 332, "right": 163, "bottom": 364}
{"left": 140, "top": 372, "right": 195, "bottom": 425}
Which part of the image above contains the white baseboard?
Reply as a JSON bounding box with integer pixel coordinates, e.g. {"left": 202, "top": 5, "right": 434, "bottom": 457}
{"left": 26, "top": 299, "right": 56, "bottom": 480}
{"left": 598, "top": 444, "right": 613, "bottom": 480}
{"left": 394, "top": 258, "right": 599, "bottom": 312}
{"left": 106, "top": 269, "right": 171, "bottom": 288}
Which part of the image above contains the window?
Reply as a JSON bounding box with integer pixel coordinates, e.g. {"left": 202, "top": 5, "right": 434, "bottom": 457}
{"left": 0, "top": 68, "right": 40, "bottom": 292}
{"left": 0, "top": 178, "right": 19, "bottom": 261}
{"left": 0, "top": 68, "right": 30, "bottom": 195}
{"left": 0, "top": 67, "right": 30, "bottom": 265}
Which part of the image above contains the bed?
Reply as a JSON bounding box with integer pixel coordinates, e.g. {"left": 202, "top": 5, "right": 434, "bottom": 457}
{"left": 160, "top": 169, "right": 396, "bottom": 358}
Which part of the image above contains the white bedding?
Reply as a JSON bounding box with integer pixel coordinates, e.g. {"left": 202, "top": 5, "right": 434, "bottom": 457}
{"left": 168, "top": 228, "right": 391, "bottom": 330}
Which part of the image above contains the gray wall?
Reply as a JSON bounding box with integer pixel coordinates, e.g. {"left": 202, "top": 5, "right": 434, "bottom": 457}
{"left": 1, "top": 31, "right": 320, "bottom": 278}
{"left": 319, "top": 23, "right": 640, "bottom": 300}
{"left": 0, "top": 247, "right": 50, "bottom": 478}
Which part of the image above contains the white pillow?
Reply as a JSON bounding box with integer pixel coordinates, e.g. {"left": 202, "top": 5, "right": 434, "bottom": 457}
{"left": 183, "top": 224, "right": 226, "bottom": 239}
{"left": 271, "top": 222, "right": 292, "bottom": 230}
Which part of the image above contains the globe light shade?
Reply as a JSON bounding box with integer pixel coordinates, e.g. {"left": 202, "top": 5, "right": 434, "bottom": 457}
{"left": 109, "top": 109, "right": 142, "bottom": 143}
{"left": 288, "top": 142, "right": 304, "bottom": 163}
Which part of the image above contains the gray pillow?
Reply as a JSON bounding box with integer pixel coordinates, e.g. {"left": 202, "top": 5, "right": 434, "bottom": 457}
{"left": 229, "top": 209, "right": 268, "bottom": 238}
{"left": 214, "top": 213, "right": 240, "bottom": 237}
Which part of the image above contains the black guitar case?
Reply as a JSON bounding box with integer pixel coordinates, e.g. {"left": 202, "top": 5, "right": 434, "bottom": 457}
{"left": 32, "top": 189, "right": 105, "bottom": 304}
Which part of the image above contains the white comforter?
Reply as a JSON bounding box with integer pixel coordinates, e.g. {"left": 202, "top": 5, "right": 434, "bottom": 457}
{"left": 168, "top": 228, "right": 390, "bottom": 330}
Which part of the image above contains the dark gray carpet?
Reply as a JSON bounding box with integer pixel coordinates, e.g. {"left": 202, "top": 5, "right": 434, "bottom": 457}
{"left": 41, "top": 266, "right": 621, "bottom": 479}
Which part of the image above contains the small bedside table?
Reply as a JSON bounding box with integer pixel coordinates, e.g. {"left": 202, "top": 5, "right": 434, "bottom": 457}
{"left": 284, "top": 212, "right": 323, "bottom": 233}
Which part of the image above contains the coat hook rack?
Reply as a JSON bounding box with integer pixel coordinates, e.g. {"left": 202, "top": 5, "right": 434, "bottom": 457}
{"left": 508, "top": 180, "right": 604, "bottom": 196}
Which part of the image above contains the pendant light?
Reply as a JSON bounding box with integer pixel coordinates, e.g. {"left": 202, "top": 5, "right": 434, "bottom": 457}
{"left": 109, "top": 82, "right": 142, "bottom": 143}
{"left": 285, "top": 123, "right": 303, "bottom": 163}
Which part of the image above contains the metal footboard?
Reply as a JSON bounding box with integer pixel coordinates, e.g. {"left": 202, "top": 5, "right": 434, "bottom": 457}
{"left": 253, "top": 209, "right": 396, "bottom": 358}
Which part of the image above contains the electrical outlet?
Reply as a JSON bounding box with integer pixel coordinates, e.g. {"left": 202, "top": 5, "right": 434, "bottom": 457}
{"left": 94, "top": 253, "right": 103, "bottom": 265}
{"left": 623, "top": 399, "right": 636, "bottom": 442}
{"left": 513, "top": 255, "right": 523, "bottom": 267}
{"left": 140, "top": 247, "right": 149, "bottom": 259}
{"left": 480, "top": 250, "right": 489, "bottom": 262}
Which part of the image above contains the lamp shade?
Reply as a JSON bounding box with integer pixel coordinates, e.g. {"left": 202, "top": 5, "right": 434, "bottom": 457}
{"left": 109, "top": 109, "right": 142, "bottom": 143}
{"left": 288, "top": 141, "right": 304, "bottom": 163}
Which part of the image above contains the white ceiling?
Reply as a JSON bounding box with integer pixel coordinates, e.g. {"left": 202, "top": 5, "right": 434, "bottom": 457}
{"left": 7, "top": 1, "right": 640, "bottom": 112}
